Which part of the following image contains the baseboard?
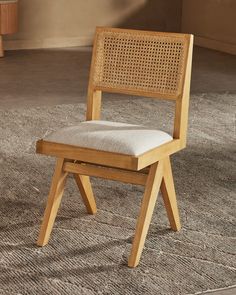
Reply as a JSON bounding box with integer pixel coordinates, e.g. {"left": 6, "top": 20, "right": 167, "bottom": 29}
{"left": 195, "top": 36, "right": 236, "bottom": 55}
{"left": 5, "top": 34, "right": 236, "bottom": 55}
{"left": 4, "top": 35, "right": 94, "bottom": 50}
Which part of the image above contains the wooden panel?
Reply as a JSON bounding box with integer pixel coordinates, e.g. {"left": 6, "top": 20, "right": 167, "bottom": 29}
{"left": 36, "top": 139, "right": 184, "bottom": 172}
{"left": 36, "top": 140, "right": 139, "bottom": 170}
{"left": 0, "top": 2, "right": 18, "bottom": 35}
{"left": 94, "top": 86, "right": 179, "bottom": 101}
{"left": 64, "top": 162, "right": 147, "bottom": 186}
{"left": 137, "top": 139, "right": 182, "bottom": 170}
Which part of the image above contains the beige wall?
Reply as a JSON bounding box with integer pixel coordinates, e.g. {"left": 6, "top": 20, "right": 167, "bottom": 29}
{"left": 5, "top": 0, "right": 145, "bottom": 49}
{"left": 4, "top": 0, "right": 236, "bottom": 54}
{"left": 119, "top": 0, "right": 182, "bottom": 32}
{"left": 5, "top": 0, "right": 182, "bottom": 50}
{"left": 182, "top": 0, "right": 236, "bottom": 54}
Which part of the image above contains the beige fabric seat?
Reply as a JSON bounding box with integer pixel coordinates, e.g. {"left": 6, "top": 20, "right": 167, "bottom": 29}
{"left": 44, "top": 120, "right": 173, "bottom": 156}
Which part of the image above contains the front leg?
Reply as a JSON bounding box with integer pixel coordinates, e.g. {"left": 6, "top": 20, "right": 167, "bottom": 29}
{"left": 37, "top": 158, "right": 68, "bottom": 246}
{"left": 128, "top": 160, "right": 164, "bottom": 267}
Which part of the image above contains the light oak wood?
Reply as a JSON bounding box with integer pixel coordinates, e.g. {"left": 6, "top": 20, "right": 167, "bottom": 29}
{"left": 137, "top": 139, "right": 181, "bottom": 170}
{"left": 86, "top": 30, "right": 102, "bottom": 120}
{"left": 87, "top": 27, "right": 193, "bottom": 146}
{"left": 161, "top": 157, "right": 181, "bottom": 231}
{"left": 94, "top": 85, "right": 179, "bottom": 101}
{"left": 64, "top": 162, "right": 147, "bottom": 186}
{"left": 86, "top": 27, "right": 191, "bottom": 120}
{"left": 86, "top": 90, "right": 102, "bottom": 120}
{"left": 74, "top": 174, "right": 97, "bottom": 214}
{"left": 37, "top": 139, "right": 182, "bottom": 171}
{"left": 36, "top": 140, "right": 138, "bottom": 170}
{"left": 128, "top": 161, "right": 164, "bottom": 267}
{"left": 36, "top": 28, "right": 193, "bottom": 267}
{"left": 37, "top": 158, "right": 68, "bottom": 246}
{"left": 174, "top": 34, "right": 194, "bottom": 147}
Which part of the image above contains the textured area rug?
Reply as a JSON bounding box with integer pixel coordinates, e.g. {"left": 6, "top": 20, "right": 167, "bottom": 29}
{"left": 0, "top": 94, "right": 235, "bottom": 294}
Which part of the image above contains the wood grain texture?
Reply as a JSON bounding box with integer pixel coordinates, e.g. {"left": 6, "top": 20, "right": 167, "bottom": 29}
{"left": 36, "top": 139, "right": 183, "bottom": 172}
{"left": 128, "top": 160, "right": 164, "bottom": 267}
{"left": 137, "top": 139, "right": 181, "bottom": 170}
{"left": 37, "top": 158, "right": 68, "bottom": 246}
{"left": 64, "top": 162, "right": 147, "bottom": 186}
{"left": 74, "top": 174, "right": 97, "bottom": 214}
{"left": 0, "top": 1, "right": 18, "bottom": 35}
{"left": 161, "top": 156, "right": 181, "bottom": 231}
{"left": 86, "top": 90, "right": 102, "bottom": 120}
{"left": 173, "top": 35, "right": 193, "bottom": 147}
{"left": 86, "top": 30, "right": 102, "bottom": 120}
{"left": 86, "top": 27, "right": 193, "bottom": 147}
{"left": 36, "top": 140, "right": 138, "bottom": 170}
{"left": 92, "top": 27, "right": 190, "bottom": 100}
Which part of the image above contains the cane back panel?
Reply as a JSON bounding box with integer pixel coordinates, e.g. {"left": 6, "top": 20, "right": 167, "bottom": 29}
{"left": 92, "top": 28, "right": 190, "bottom": 100}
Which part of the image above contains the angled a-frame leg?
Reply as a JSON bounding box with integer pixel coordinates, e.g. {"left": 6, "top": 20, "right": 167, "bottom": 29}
{"left": 74, "top": 174, "right": 97, "bottom": 214}
{"left": 37, "top": 160, "right": 98, "bottom": 247}
{"left": 128, "top": 160, "right": 164, "bottom": 267}
{"left": 161, "top": 156, "right": 181, "bottom": 231}
{"left": 37, "top": 158, "right": 68, "bottom": 246}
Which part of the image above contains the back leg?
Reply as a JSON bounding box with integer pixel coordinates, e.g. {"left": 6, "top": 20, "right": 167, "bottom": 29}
{"left": 74, "top": 174, "right": 97, "bottom": 214}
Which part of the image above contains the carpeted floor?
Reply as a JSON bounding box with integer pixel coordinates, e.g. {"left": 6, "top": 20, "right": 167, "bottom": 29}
{"left": 0, "top": 93, "right": 235, "bottom": 294}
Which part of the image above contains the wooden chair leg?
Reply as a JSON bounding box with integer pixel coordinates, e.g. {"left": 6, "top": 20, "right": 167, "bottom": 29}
{"left": 0, "top": 35, "right": 4, "bottom": 57}
{"left": 128, "top": 160, "right": 164, "bottom": 268}
{"left": 73, "top": 174, "right": 97, "bottom": 214}
{"left": 160, "top": 156, "right": 181, "bottom": 231}
{"left": 37, "top": 158, "right": 68, "bottom": 246}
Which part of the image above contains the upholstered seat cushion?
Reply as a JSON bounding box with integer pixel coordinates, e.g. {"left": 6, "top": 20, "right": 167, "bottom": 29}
{"left": 44, "top": 120, "right": 173, "bottom": 156}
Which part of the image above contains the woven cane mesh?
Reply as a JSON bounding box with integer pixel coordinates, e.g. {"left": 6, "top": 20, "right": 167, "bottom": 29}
{"left": 93, "top": 29, "right": 188, "bottom": 98}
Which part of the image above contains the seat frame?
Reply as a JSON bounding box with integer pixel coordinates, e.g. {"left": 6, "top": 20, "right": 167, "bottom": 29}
{"left": 36, "top": 27, "right": 193, "bottom": 267}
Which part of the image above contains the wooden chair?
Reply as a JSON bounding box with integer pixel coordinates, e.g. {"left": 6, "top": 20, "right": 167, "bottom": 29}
{"left": 36, "top": 27, "right": 193, "bottom": 267}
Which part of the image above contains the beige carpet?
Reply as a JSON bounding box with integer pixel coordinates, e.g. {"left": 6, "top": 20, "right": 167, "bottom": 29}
{"left": 0, "top": 94, "right": 235, "bottom": 294}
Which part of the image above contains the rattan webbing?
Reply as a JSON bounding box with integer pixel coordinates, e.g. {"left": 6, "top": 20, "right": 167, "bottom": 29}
{"left": 93, "top": 29, "right": 188, "bottom": 98}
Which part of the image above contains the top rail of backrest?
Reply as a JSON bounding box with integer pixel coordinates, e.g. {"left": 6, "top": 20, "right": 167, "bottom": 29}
{"left": 89, "top": 27, "right": 191, "bottom": 101}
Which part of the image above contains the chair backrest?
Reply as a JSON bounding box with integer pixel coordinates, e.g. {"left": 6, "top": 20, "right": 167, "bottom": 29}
{"left": 87, "top": 27, "right": 193, "bottom": 147}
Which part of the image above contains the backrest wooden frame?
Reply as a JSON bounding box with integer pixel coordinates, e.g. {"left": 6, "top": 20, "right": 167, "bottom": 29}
{"left": 86, "top": 27, "right": 193, "bottom": 148}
